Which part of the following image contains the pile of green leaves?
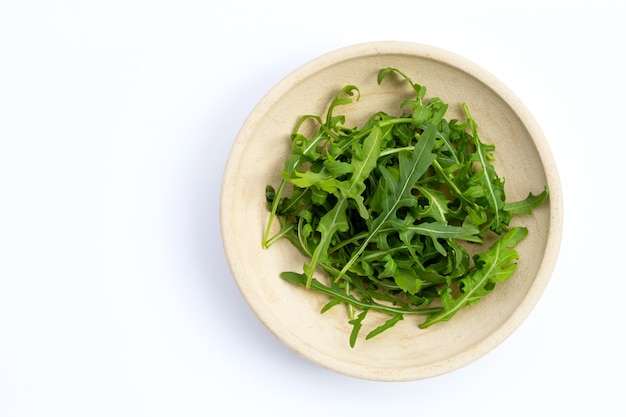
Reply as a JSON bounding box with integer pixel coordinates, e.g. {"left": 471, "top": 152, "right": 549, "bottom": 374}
{"left": 262, "top": 68, "right": 548, "bottom": 347}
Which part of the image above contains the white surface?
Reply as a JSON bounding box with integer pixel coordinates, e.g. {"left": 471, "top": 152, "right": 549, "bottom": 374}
{"left": 0, "top": 1, "right": 622, "bottom": 416}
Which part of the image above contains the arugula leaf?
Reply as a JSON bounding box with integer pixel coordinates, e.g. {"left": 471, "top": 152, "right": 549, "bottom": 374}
{"left": 366, "top": 314, "right": 403, "bottom": 341}
{"left": 337, "top": 124, "right": 384, "bottom": 219}
{"left": 504, "top": 187, "right": 549, "bottom": 215}
{"left": 302, "top": 196, "right": 349, "bottom": 287}
{"left": 414, "top": 185, "right": 450, "bottom": 223}
{"left": 462, "top": 103, "right": 509, "bottom": 234}
{"left": 349, "top": 311, "right": 367, "bottom": 348}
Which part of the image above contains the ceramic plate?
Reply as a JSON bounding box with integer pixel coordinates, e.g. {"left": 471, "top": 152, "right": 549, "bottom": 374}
{"left": 220, "top": 41, "right": 563, "bottom": 381}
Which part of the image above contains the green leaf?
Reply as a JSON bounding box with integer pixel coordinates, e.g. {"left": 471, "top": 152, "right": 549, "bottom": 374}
{"left": 414, "top": 185, "right": 450, "bottom": 223}
{"left": 462, "top": 103, "right": 508, "bottom": 233}
{"left": 290, "top": 170, "right": 341, "bottom": 193}
{"left": 377, "top": 67, "right": 425, "bottom": 100}
{"left": 366, "top": 314, "right": 403, "bottom": 340}
{"left": 393, "top": 268, "right": 424, "bottom": 295}
{"left": 504, "top": 187, "right": 549, "bottom": 215}
{"left": 324, "top": 160, "right": 354, "bottom": 177}
{"left": 326, "top": 85, "right": 360, "bottom": 130}
{"left": 320, "top": 297, "right": 343, "bottom": 314}
{"left": 404, "top": 221, "right": 481, "bottom": 241}
{"left": 403, "top": 221, "right": 481, "bottom": 256}
{"left": 337, "top": 124, "right": 383, "bottom": 219}
{"left": 349, "top": 310, "right": 368, "bottom": 348}
{"left": 377, "top": 67, "right": 396, "bottom": 85}
{"left": 303, "top": 196, "right": 349, "bottom": 287}
{"left": 378, "top": 254, "right": 398, "bottom": 278}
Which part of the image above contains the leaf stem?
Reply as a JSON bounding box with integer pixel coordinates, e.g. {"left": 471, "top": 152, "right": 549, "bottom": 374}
{"left": 262, "top": 179, "right": 287, "bottom": 248}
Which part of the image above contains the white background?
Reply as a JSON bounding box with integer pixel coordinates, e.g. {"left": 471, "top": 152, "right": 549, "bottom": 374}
{"left": 1, "top": 1, "right": 624, "bottom": 416}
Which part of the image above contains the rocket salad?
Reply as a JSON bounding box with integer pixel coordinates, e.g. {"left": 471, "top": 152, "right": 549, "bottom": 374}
{"left": 262, "top": 67, "right": 548, "bottom": 347}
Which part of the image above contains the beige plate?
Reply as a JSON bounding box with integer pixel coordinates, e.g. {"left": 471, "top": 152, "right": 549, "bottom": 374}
{"left": 220, "top": 41, "right": 563, "bottom": 381}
